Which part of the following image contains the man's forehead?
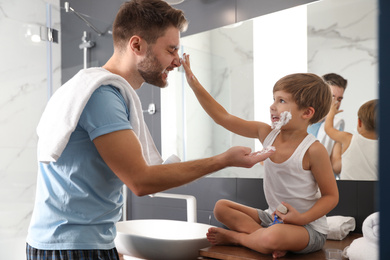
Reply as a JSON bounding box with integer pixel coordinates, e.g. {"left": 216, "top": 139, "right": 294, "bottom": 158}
{"left": 330, "top": 85, "right": 345, "bottom": 96}
{"left": 156, "top": 27, "right": 180, "bottom": 47}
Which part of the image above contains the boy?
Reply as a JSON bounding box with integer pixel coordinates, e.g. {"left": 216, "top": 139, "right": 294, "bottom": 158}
{"left": 325, "top": 99, "right": 378, "bottom": 180}
{"left": 181, "top": 54, "right": 339, "bottom": 258}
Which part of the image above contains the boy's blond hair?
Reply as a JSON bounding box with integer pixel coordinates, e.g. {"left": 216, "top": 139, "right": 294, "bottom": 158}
{"left": 273, "top": 73, "right": 332, "bottom": 124}
{"left": 358, "top": 99, "right": 378, "bottom": 132}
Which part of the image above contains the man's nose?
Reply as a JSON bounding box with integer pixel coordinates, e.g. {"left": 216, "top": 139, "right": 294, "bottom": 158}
{"left": 172, "top": 53, "right": 181, "bottom": 67}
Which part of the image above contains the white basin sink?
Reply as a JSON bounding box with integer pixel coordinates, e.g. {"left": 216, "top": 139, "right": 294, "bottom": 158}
{"left": 115, "top": 219, "right": 214, "bottom": 260}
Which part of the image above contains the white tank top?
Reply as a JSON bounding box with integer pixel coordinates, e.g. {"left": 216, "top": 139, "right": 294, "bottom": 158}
{"left": 263, "top": 129, "right": 328, "bottom": 234}
{"left": 340, "top": 134, "right": 378, "bottom": 180}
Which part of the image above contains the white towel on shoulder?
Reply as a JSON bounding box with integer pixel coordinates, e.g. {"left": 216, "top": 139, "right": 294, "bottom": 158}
{"left": 37, "top": 67, "right": 163, "bottom": 165}
{"left": 344, "top": 212, "right": 379, "bottom": 260}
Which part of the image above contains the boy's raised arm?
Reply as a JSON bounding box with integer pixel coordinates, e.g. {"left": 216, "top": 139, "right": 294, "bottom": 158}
{"left": 324, "top": 99, "right": 351, "bottom": 145}
{"left": 181, "top": 53, "right": 270, "bottom": 141}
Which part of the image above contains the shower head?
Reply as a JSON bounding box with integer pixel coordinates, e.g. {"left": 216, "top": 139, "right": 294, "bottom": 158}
{"left": 64, "top": 2, "right": 70, "bottom": 12}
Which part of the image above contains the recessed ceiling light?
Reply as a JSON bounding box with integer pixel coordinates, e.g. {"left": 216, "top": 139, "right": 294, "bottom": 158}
{"left": 165, "top": 0, "right": 185, "bottom": 5}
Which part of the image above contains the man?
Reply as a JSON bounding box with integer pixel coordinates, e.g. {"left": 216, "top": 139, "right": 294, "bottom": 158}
{"left": 26, "top": 1, "right": 272, "bottom": 259}
{"left": 307, "top": 73, "right": 348, "bottom": 159}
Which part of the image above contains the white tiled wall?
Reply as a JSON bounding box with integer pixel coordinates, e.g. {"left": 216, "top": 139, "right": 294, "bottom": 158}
{"left": 0, "top": 0, "right": 61, "bottom": 258}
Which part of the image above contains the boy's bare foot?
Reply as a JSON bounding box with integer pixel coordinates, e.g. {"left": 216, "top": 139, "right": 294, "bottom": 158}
{"left": 207, "top": 227, "right": 288, "bottom": 259}
{"left": 272, "top": 250, "right": 287, "bottom": 258}
{"left": 206, "top": 227, "right": 239, "bottom": 246}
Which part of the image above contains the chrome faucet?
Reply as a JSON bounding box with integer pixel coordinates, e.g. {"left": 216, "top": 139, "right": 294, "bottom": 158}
{"left": 149, "top": 192, "right": 197, "bottom": 222}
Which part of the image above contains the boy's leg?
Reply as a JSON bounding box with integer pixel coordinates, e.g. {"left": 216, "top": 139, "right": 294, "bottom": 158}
{"left": 245, "top": 223, "right": 310, "bottom": 253}
{"left": 208, "top": 223, "right": 309, "bottom": 256}
{"left": 213, "top": 199, "right": 262, "bottom": 233}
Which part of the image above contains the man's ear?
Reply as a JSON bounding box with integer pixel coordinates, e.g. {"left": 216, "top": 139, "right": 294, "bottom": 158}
{"left": 128, "top": 35, "right": 146, "bottom": 54}
{"left": 303, "top": 107, "right": 315, "bottom": 120}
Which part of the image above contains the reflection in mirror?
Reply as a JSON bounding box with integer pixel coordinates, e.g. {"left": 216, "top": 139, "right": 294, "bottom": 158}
{"left": 161, "top": 0, "right": 378, "bottom": 179}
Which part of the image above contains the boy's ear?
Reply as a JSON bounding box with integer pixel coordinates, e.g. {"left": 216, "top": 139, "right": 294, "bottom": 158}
{"left": 358, "top": 118, "right": 362, "bottom": 127}
{"left": 302, "top": 107, "right": 315, "bottom": 120}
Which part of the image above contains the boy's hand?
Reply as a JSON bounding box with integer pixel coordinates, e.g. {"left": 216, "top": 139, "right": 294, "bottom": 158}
{"left": 180, "top": 53, "right": 198, "bottom": 86}
{"left": 329, "top": 98, "right": 344, "bottom": 116}
{"left": 274, "top": 202, "right": 306, "bottom": 226}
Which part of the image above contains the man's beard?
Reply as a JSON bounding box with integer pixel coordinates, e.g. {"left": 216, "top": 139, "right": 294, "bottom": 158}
{"left": 138, "top": 48, "right": 167, "bottom": 88}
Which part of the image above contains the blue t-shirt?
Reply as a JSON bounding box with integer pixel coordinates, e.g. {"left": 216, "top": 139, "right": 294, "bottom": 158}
{"left": 307, "top": 119, "right": 345, "bottom": 138}
{"left": 307, "top": 121, "right": 322, "bottom": 137}
{"left": 27, "top": 85, "right": 132, "bottom": 250}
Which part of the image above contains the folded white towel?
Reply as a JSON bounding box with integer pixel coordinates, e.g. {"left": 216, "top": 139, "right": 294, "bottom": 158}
{"left": 362, "top": 211, "right": 379, "bottom": 243}
{"left": 326, "top": 215, "right": 356, "bottom": 240}
{"left": 344, "top": 212, "right": 379, "bottom": 260}
{"left": 37, "top": 67, "right": 163, "bottom": 165}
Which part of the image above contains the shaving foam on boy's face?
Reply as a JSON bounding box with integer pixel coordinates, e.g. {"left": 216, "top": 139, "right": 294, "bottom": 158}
{"left": 271, "top": 111, "right": 292, "bottom": 130}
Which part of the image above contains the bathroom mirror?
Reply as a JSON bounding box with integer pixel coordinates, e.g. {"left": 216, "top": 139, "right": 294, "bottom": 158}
{"left": 161, "top": 0, "right": 378, "bottom": 179}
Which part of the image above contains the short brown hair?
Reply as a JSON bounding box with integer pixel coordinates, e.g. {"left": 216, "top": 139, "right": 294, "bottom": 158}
{"left": 112, "top": 0, "right": 188, "bottom": 50}
{"left": 323, "top": 73, "right": 348, "bottom": 91}
{"left": 358, "top": 99, "right": 377, "bottom": 132}
{"left": 273, "top": 73, "right": 332, "bottom": 124}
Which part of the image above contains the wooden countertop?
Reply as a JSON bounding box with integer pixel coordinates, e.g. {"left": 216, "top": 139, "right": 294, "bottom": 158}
{"left": 199, "top": 233, "right": 362, "bottom": 260}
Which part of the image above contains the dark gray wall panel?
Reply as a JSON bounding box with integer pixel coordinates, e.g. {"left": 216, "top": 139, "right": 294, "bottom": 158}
{"left": 173, "top": 0, "right": 236, "bottom": 37}
{"left": 60, "top": 0, "right": 122, "bottom": 83}
{"left": 130, "top": 178, "right": 377, "bottom": 233}
{"left": 236, "top": 0, "right": 318, "bottom": 22}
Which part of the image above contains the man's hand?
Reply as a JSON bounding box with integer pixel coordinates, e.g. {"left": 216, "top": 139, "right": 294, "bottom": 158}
{"left": 220, "top": 146, "right": 274, "bottom": 168}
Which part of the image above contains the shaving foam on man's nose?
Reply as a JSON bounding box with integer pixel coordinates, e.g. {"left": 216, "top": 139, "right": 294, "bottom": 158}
{"left": 271, "top": 111, "right": 292, "bottom": 130}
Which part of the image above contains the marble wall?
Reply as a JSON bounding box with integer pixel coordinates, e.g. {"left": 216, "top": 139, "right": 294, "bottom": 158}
{"left": 0, "top": 0, "right": 61, "bottom": 258}
{"left": 307, "top": 0, "right": 378, "bottom": 134}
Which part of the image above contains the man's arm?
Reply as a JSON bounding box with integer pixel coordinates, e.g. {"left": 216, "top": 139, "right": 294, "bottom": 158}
{"left": 93, "top": 129, "right": 273, "bottom": 196}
